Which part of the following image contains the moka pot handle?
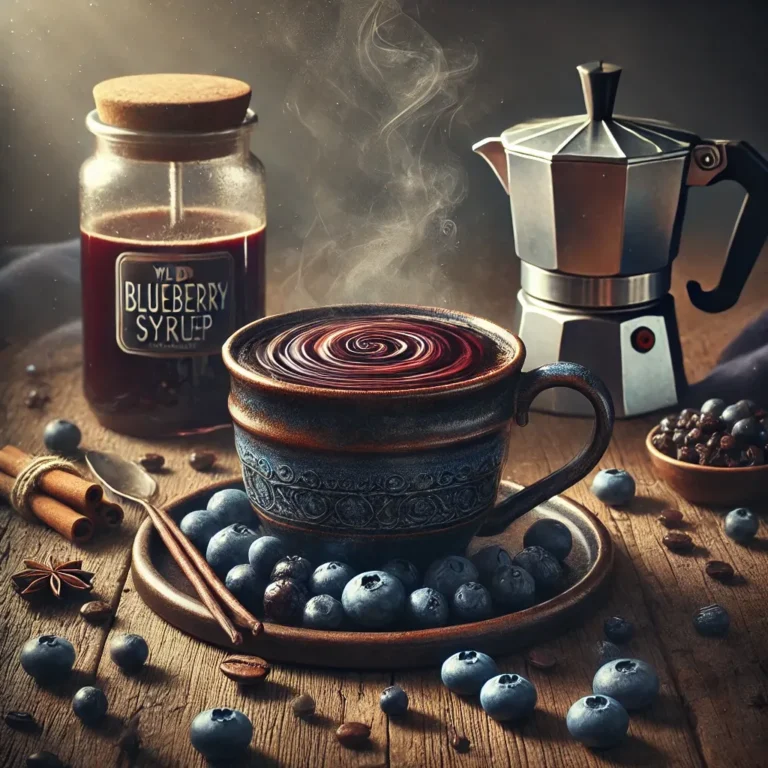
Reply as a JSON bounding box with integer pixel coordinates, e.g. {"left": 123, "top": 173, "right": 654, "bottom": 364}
{"left": 686, "top": 140, "right": 768, "bottom": 313}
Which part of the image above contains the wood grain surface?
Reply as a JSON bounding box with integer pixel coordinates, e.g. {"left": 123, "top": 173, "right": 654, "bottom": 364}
{"left": 1, "top": 248, "right": 767, "bottom": 767}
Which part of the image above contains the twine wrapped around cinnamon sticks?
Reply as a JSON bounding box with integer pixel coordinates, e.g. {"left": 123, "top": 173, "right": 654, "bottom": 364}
{"left": 0, "top": 444, "right": 124, "bottom": 543}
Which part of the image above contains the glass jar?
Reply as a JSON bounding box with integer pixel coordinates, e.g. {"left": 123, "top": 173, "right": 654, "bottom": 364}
{"left": 80, "top": 75, "right": 266, "bottom": 437}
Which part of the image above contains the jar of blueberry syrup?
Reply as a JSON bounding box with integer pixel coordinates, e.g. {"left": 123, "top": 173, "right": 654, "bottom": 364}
{"left": 80, "top": 74, "right": 266, "bottom": 436}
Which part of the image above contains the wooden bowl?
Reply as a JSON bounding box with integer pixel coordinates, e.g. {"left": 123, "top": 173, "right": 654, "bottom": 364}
{"left": 132, "top": 479, "right": 614, "bottom": 669}
{"left": 646, "top": 427, "right": 768, "bottom": 506}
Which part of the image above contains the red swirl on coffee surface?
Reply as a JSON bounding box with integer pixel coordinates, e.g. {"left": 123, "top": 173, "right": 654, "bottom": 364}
{"left": 243, "top": 316, "right": 498, "bottom": 390}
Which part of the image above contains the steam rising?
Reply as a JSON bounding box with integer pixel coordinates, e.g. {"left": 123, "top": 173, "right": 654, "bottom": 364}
{"left": 274, "top": 0, "right": 477, "bottom": 309}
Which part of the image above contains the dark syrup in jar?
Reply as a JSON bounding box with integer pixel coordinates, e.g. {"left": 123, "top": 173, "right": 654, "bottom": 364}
{"left": 81, "top": 207, "right": 265, "bottom": 436}
{"left": 238, "top": 316, "right": 500, "bottom": 390}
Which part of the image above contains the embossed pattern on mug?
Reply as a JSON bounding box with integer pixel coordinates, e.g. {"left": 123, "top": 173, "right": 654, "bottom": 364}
{"left": 236, "top": 437, "right": 505, "bottom": 532}
{"left": 237, "top": 316, "right": 501, "bottom": 390}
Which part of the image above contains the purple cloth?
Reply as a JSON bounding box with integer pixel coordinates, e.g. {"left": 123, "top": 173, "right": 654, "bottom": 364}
{"left": 0, "top": 239, "right": 81, "bottom": 346}
{"left": 684, "top": 309, "right": 768, "bottom": 406}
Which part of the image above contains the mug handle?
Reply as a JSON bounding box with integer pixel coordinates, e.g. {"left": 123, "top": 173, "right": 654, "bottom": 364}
{"left": 477, "top": 362, "right": 614, "bottom": 536}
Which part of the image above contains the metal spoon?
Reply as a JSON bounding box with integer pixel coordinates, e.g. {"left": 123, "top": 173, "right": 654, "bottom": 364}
{"left": 86, "top": 450, "right": 262, "bottom": 642}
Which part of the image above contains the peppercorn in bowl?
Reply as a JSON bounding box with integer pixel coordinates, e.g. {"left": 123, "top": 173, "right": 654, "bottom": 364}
{"left": 646, "top": 399, "right": 768, "bottom": 506}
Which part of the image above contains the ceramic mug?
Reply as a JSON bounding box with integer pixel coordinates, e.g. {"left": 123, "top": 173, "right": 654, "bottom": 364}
{"left": 223, "top": 304, "right": 613, "bottom": 566}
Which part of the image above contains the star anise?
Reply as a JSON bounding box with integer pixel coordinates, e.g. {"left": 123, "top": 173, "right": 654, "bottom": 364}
{"left": 11, "top": 557, "right": 94, "bottom": 598}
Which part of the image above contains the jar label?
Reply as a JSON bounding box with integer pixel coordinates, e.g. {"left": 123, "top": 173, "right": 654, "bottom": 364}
{"left": 115, "top": 251, "right": 236, "bottom": 357}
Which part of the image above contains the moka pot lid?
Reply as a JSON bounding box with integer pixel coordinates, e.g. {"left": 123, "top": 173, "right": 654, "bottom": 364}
{"left": 501, "top": 61, "right": 698, "bottom": 164}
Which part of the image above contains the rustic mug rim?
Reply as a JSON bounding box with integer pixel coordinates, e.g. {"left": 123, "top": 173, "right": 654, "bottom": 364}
{"left": 222, "top": 302, "right": 525, "bottom": 399}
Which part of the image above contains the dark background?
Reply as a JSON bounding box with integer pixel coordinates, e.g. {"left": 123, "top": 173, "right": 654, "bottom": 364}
{"left": 1, "top": 0, "right": 767, "bottom": 330}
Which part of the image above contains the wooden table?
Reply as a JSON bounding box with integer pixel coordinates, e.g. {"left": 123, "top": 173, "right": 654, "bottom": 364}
{"left": 1, "top": 249, "right": 767, "bottom": 768}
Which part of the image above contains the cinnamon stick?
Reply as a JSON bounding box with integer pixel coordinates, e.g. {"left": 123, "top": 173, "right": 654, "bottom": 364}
{"left": 95, "top": 500, "right": 124, "bottom": 528}
{"left": 0, "top": 445, "right": 103, "bottom": 518}
{"left": 160, "top": 510, "right": 263, "bottom": 636}
{"left": 137, "top": 498, "right": 243, "bottom": 646}
{"left": 0, "top": 469, "right": 94, "bottom": 543}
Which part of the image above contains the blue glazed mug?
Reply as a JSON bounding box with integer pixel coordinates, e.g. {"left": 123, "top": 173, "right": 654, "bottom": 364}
{"left": 223, "top": 304, "right": 613, "bottom": 567}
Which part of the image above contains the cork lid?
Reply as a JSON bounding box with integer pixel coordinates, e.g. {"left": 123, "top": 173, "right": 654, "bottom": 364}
{"left": 93, "top": 74, "right": 252, "bottom": 133}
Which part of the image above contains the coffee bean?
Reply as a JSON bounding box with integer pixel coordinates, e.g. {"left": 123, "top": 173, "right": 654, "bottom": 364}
{"left": 663, "top": 531, "right": 694, "bottom": 553}
{"left": 659, "top": 415, "right": 678, "bottom": 434}
{"left": 685, "top": 427, "right": 703, "bottom": 445}
{"left": 138, "top": 453, "right": 165, "bottom": 473}
{"left": 695, "top": 443, "right": 711, "bottom": 464}
{"left": 291, "top": 694, "right": 316, "bottom": 718}
{"left": 705, "top": 560, "right": 735, "bottom": 582}
{"left": 220, "top": 655, "right": 270, "bottom": 685}
{"left": 708, "top": 448, "right": 726, "bottom": 467}
{"left": 699, "top": 413, "right": 722, "bottom": 433}
{"left": 743, "top": 445, "right": 765, "bottom": 466}
{"left": 5, "top": 711, "right": 38, "bottom": 732}
{"left": 26, "top": 752, "right": 65, "bottom": 768}
{"left": 658, "top": 508, "right": 684, "bottom": 529}
{"left": 526, "top": 649, "right": 557, "bottom": 670}
{"left": 652, "top": 433, "right": 675, "bottom": 457}
{"left": 595, "top": 640, "right": 622, "bottom": 667}
{"left": 336, "top": 722, "right": 371, "bottom": 749}
{"left": 449, "top": 726, "right": 470, "bottom": 753}
{"left": 676, "top": 446, "right": 698, "bottom": 464}
{"left": 672, "top": 430, "right": 687, "bottom": 447}
{"left": 80, "top": 600, "right": 113, "bottom": 624}
{"left": 24, "top": 389, "right": 49, "bottom": 409}
{"left": 189, "top": 451, "right": 216, "bottom": 472}
{"left": 706, "top": 431, "right": 723, "bottom": 448}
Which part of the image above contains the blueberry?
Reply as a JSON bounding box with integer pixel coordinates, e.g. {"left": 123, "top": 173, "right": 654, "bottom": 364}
{"left": 523, "top": 519, "right": 573, "bottom": 561}
{"left": 263, "top": 579, "right": 308, "bottom": 625}
{"left": 309, "top": 561, "right": 356, "bottom": 599}
{"left": 452, "top": 582, "right": 493, "bottom": 623}
{"left": 440, "top": 650, "right": 499, "bottom": 695}
{"left": 180, "top": 509, "right": 222, "bottom": 552}
{"left": 303, "top": 594, "right": 344, "bottom": 630}
{"left": 72, "top": 686, "right": 108, "bottom": 725}
{"left": 470, "top": 545, "right": 513, "bottom": 585}
{"left": 225, "top": 564, "right": 266, "bottom": 614}
{"left": 724, "top": 507, "right": 759, "bottom": 543}
{"left": 341, "top": 571, "right": 405, "bottom": 628}
{"left": 43, "top": 419, "right": 81, "bottom": 454}
{"left": 721, "top": 401, "right": 753, "bottom": 428}
{"left": 590, "top": 469, "right": 636, "bottom": 506}
{"left": 512, "top": 547, "right": 563, "bottom": 594}
{"left": 490, "top": 565, "right": 536, "bottom": 611}
{"left": 381, "top": 559, "right": 421, "bottom": 592}
{"left": 248, "top": 535, "right": 287, "bottom": 579}
{"left": 190, "top": 707, "right": 253, "bottom": 760}
{"left": 423, "top": 556, "right": 479, "bottom": 598}
{"left": 207, "top": 488, "right": 256, "bottom": 527}
{"left": 595, "top": 640, "right": 623, "bottom": 668}
{"left": 732, "top": 417, "right": 762, "bottom": 444}
{"left": 109, "top": 633, "right": 149, "bottom": 673}
{"left": 701, "top": 398, "right": 727, "bottom": 418}
{"left": 206, "top": 524, "right": 260, "bottom": 577}
{"left": 592, "top": 658, "right": 659, "bottom": 711}
{"left": 26, "top": 751, "right": 65, "bottom": 768}
{"left": 480, "top": 673, "right": 537, "bottom": 721}
{"left": 693, "top": 604, "right": 730, "bottom": 637}
{"left": 20, "top": 635, "right": 76, "bottom": 683}
{"left": 603, "top": 616, "right": 634, "bottom": 644}
{"left": 271, "top": 555, "right": 313, "bottom": 583}
{"left": 566, "top": 694, "right": 629, "bottom": 748}
{"left": 380, "top": 685, "right": 409, "bottom": 716}
{"left": 406, "top": 587, "right": 449, "bottom": 629}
